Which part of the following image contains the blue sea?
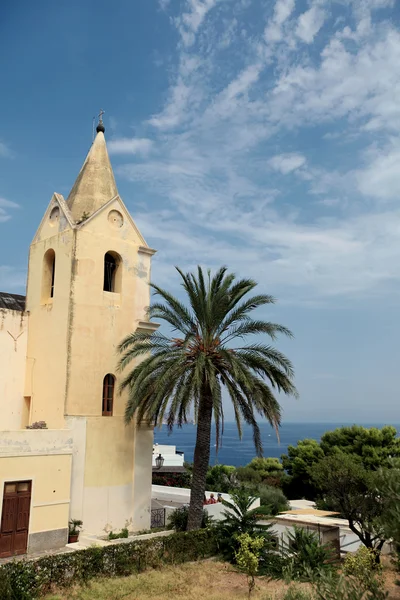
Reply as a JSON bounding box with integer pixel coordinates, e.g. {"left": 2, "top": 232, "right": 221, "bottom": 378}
{"left": 154, "top": 422, "right": 400, "bottom": 467}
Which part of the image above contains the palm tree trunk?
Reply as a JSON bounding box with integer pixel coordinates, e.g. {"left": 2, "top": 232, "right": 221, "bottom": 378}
{"left": 187, "top": 389, "right": 213, "bottom": 531}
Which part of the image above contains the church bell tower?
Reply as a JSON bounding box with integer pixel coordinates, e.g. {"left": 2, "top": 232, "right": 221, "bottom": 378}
{"left": 24, "top": 114, "right": 157, "bottom": 534}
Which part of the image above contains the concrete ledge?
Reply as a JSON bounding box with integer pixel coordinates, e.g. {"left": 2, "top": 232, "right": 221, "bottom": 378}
{"left": 28, "top": 528, "right": 68, "bottom": 553}
{"left": 0, "top": 430, "right": 73, "bottom": 457}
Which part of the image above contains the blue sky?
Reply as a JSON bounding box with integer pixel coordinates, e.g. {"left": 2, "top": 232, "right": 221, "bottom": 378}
{"left": 2, "top": 0, "right": 400, "bottom": 424}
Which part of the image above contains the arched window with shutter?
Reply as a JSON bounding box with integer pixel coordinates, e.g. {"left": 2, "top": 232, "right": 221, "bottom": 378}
{"left": 102, "top": 374, "right": 115, "bottom": 416}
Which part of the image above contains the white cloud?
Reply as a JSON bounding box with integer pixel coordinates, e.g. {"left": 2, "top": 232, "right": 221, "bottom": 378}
{"left": 108, "top": 137, "right": 153, "bottom": 155}
{"left": 0, "top": 141, "right": 14, "bottom": 159}
{"left": 119, "top": 1, "right": 400, "bottom": 304}
{"left": 264, "top": 0, "right": 295, "bottom": 43}
{"left": 175, "top": 0, "right": 222, "bottom": 47}
{"left": 356, "top": 143, "right": 400, "bottom": 200}
{"left": 0, "top": 198, "right": 19, "bottom": 223}
{"left": 295, "top": 6, "right": 326, "bottom": 44}
{"left": 269, "top": 153, "right": 306, "bottom": 174}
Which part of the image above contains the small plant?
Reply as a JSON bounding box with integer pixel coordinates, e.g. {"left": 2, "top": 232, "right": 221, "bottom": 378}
{"left": 108, "top": 527, "right": 129, "bottom": 540}
{"left": 283, "top": 587, "right": 315, "bottom": 600}
{"left": 26, "top": 421, "right": 47, "bottom": 429}
{"left": 68, "top": 519, "right": 83, "bottom": 543}
{"left": 77, "top": 211, "right": 90, "bottom": 224}
{"left": 167, "top": 505, "right": 211, "bottom": 532}
{"left": 235, "top": 533, "right": 265, "bottom": 598}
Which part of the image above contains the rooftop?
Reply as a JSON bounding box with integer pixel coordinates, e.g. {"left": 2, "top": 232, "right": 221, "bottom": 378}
{"left": 0, "top": 292, "right": 26, "bottom": 312}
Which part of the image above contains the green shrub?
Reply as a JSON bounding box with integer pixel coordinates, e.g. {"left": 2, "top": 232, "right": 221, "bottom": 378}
{"left": 235, "top": 533, "right": 265, "bottom": 597}
{"left": 108, "top": 527, "right": 129, "bottom": 540}
{"left": 167, "top": 505, "right": 211, "bottom": 532}
{"left": 215, "top": 489, "right": 273, "bottom": 563}
{"left": 236, "top": 466, "right": 262, "bottom": 485}
{"left": 343, "top": 547, "right": 383, "bottom": 592}
{"left": 257, "top": 484, "right": 289, "bottom": 515}
{"left": 283, "top": 527, "right": 335, "bottom": 580}
{"left": 283, "top": 587, "right": 315, "bottom": 600}
{"left": 0, "top": 529, "right": 217, "bottom": 599}
{"left": 315, "top": 570, "right": 388, "bottom": 600}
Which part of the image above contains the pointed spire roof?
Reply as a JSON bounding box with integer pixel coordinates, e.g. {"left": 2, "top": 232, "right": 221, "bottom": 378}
{"left": 66, "top": 122, "right": 118, "bottom": 221}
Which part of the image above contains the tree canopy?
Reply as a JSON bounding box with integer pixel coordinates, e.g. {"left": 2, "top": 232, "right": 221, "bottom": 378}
{"left": 118, "top": 266, "right": 297, "bottom": 529}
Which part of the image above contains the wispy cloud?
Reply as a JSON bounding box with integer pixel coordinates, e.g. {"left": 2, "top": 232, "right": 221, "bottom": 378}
{"left": 0, "top": 141, "right": 14, "bottom": 159}
{"left": 0, "top": 198, "right": 20, "bottom": 223}
{"left": 108, "top": 137, "right": 153, "bottom": 155}
{"left": 116, "top": 0, "right": 400, "bottom": 304}
{"left": 269, "top": 153, "right": 306, "bottom": 174}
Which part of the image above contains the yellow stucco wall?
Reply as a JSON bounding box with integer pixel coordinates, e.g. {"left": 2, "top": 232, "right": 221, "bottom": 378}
{"left": 25, "top": 225, "right": 75, "bottom": 429}
{"left": 0, "top": 309, "right": 28, "bottom": 430}
{"left": 65, "top": 199, "right": 152, "bottom": 418}
{"left": 0, "top": 454, "right": 71, "bottom": 533}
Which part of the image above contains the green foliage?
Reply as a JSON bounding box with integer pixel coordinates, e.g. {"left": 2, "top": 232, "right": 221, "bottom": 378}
{"left": 283, "top": 526, "right": 335, "bottom": 581}
{"left": 281, "top": 426, "right": 400, "bottom": 501}
{"left": 152, "top": 471, "right": 192, "bottom": 488}
{"left": 375, "top": 460, "right": 400, "bottom": 559}
{"left": 235, "top": 533, "right": 265, "bottom": 597}
{"left": 320, "top": 425, "right": 400, "bottom": 470}
{"left": 311, "top": 453, "right": 386, "bottom": 555}
{"left": 257, "top": 484, "right": 289, "bottom": 515}
{"left": 167, "top": 505, "right": 211, "bottom": 532}
{"left": 206, "top": 464, "right": 238, "bottom": 493}
{"left": 0, "top": 529, "right": 217, "bottom": 600}
{"left": 215, "top": 488, "right": 273, "bottom": 563}
{"left": 315, "top": 570, "right": 388, "bottom": 600}
{"left": 343, "top": 547, "right": 383, "bottom": 591}
{"left": 108, "top": 527, "right": 129, "bottom": 540}
{"left": 117, "top": 266, "right": 297, "bottom": 529}
{"left": 281, "top": 439, "right": 325, "bottom": 500}
{"left": 282, "top": 588, "right": 315, "bottom": 600}
{"left": 236, "top": 466, "right": 263, "bottom": 485}
{"left": 68, "top": 519, "right": 83, "bottom": 536}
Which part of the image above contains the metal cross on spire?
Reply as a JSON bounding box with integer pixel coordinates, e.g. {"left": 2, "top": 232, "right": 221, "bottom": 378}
{"left": 96, "top": 109, "right": 106, "bottom": 134}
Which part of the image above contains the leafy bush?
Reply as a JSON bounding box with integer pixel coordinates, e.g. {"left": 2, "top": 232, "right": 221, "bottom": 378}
{"left": 343, "top": 547, "right": 383, "bottom": 592}
{"left": 315, "top": 570, "right": 388, "bottom": 600}
{"left": 283, "top": 526, "right": 335, "bottom": 580}
{"left": 152, "top": 471, "right": 192, "bottom": 488}
{"left": 108, "top": 527, "right": 129, "bottom": 540}
{"left": 0, "top": 529, "right": 217, "bottom": 599}
{"left": 257, "top": 484, "right": 289, "bottom": 515}
{"left": 167, "top": 505, "right": 211, "bottom": 532}
{"left": 206, "top": 464, "right": 238, "bottom": 493}
{"left": 282, "top": 588, "right": 315, "bottom": 600}
{"left": 235, "top": 533, "right": 265, "bottom": 597}
{"left": 215, "top": 489, "right": 273, "bottom": 563}
{"left": 236, "top": 466, "right": 262, "bottom": 485}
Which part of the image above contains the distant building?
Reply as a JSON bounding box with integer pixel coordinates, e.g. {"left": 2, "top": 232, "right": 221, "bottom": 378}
{"left": 0, "top": 116, "right": 157, "bottom": 558}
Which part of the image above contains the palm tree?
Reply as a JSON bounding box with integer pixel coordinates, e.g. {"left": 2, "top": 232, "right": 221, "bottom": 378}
{"left": 118, "top": 266, "right": 297, "bottom": 530}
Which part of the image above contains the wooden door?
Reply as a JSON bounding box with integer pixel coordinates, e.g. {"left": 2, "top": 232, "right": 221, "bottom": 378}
{"left": 0, "top": 481, "right": 31, "bottom": 558}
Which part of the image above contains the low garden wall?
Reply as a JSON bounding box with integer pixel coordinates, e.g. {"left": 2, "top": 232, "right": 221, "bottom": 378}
{"left": 0, "top": 529, "right": 217, "bottom": 599}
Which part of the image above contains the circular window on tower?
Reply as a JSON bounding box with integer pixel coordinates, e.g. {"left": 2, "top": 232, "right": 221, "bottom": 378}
{"left": 108, "top": 210, "right": 124, "bottom": 229}
{"left": 49, "top": 206, "right": 60, "bottom": 226}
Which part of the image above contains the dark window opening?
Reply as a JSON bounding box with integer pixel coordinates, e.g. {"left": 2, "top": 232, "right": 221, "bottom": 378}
{"left": 50, "top": 257, "right": 55, "bottom": 298}
{"left": 102, "top": 374, "right": 115, "bottom": 416}
{"left": 42, "top": 249, "right": 56, "bottom": 303}
{"left": 104, "top": 253, "right": 117, "bottom": 292}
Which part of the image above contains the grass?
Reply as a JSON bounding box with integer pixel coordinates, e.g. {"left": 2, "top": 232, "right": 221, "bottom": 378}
{"left": 44, "top": 557, "right": 399, "bottom": 600}
{"left": 44, "top": 560, "right": 306, "bottom": 600}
